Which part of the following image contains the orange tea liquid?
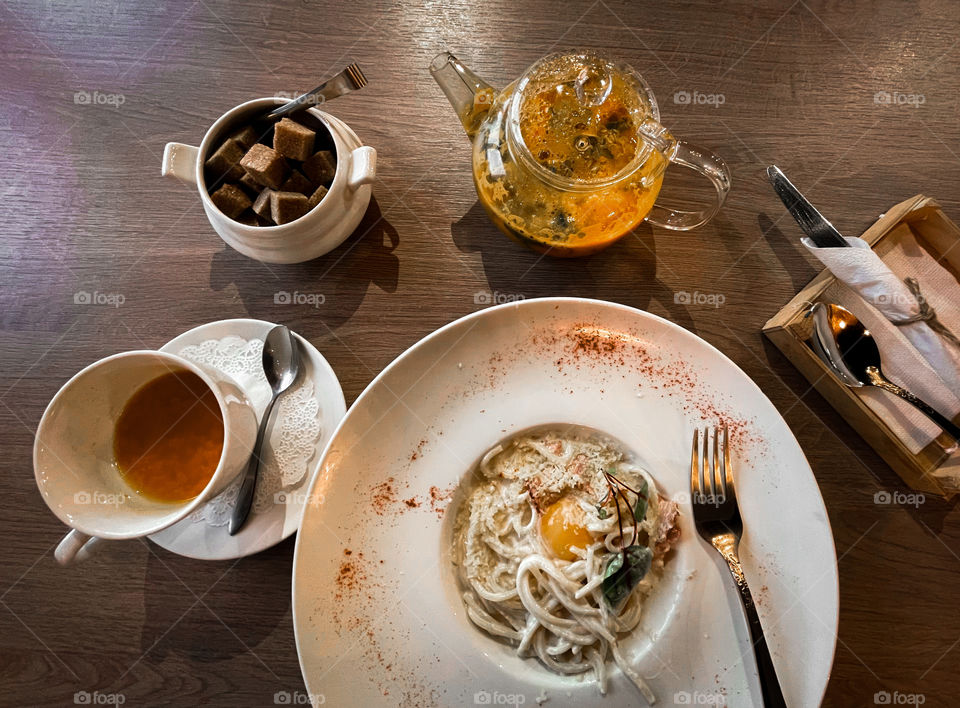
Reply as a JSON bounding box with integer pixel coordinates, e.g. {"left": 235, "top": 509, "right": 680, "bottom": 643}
{"left": 113, "top": 369, "right": 224, "bottom": 503}
{"left": 472, "top": 76, "right": 665, "bottom": 257}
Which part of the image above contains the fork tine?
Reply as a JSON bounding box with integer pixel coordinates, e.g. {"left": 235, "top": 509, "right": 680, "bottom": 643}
{"left": 346, "top": 63, "right": 367, "bottom": 88}
{"left": 723, "top": 423, "right": 734, "bottom": 500}
{"left": 713, "top": 426, "right": 725, "bottom": 499}
{"left": 690, "top": 428, "right": 701, "bottom": 498}
{"left": 700, "top": 427, "right": 712, "bottom": 498}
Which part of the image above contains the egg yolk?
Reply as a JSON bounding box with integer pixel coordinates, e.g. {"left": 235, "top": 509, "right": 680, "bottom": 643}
{"left": 539, "top": 496, "right": 594, "bottom": 561}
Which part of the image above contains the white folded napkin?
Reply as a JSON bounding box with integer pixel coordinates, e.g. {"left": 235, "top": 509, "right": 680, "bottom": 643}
{"left": 804, "top": 226, "right": 960, "bottom": 489}
{"left": 805, "top": 233, "right": 960, "bottom": 392}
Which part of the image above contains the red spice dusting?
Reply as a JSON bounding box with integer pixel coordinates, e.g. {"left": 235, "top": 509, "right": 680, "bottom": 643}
{"left": 334, "top": 554, "right": 365, "bottom": 604}
{"left": 409, "top": 437, "right": 429, "bottom": 462}
{"left": 371, "top": 477, "right": 397, "bottom": 515}
{"left": 428, "top": 485, "right": 456, "bottom": 518}
{"left": 329, "top": 551, "right": 443, "bottom": 704}
{"left": 366, "top": 477, "right": 453, "bottom": 519}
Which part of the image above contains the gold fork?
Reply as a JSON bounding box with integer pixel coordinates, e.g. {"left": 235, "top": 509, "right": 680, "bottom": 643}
{"left": 690, "top": 425, "right": 786, "bottom": 707}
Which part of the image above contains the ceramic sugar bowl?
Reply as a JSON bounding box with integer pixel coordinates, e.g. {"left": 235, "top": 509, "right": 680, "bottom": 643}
{"left": 162, "top": 97, "right": 376, "bottom": 264}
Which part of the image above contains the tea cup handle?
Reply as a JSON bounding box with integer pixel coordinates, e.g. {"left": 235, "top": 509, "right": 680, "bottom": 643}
{"left": 55, "top": 529, "right": 103, "bottom": 566}
{"left": 347, "top": 146, "right": 377, "bottom": 191}
{"left": 645, "top": 140, "right": 731, "bottom": 231}
{"left": 161, "top": 143, "right": 200, "bottom": 185}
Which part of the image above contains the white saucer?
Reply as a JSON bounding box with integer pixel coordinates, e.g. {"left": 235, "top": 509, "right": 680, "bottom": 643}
{"left": 149, "top": 319, "right": 346, "bottom": 560}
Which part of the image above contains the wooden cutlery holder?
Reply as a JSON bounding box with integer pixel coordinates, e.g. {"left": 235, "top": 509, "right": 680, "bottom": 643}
{"left": 764, "top": 194, "right": 960, "bottom": 498}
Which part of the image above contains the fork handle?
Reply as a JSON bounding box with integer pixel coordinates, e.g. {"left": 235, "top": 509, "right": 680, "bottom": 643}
{"left": 714, "top": 540, "right": 787, "bottom": 707}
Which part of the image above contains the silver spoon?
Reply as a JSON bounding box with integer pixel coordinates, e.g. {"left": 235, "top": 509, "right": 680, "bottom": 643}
{"left": 809, "top": 302, "right": 960, "bottom": 444}
{"left": 229, "top": 325, "right": 301, "bottom": 536}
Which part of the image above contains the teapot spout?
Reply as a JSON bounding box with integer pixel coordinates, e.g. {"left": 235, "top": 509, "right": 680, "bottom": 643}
{"left": 430, "top": 52, "right": 495, "bottom": 139}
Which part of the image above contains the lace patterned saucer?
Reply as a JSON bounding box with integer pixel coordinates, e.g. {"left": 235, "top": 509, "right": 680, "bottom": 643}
{"left": 148, "top": 319, "right": 346, "bottom": 560}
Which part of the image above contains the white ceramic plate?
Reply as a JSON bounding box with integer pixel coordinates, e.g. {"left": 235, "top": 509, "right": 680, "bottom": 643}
{"left": 292, "top": 298, "right": 838, "bottom": 707}
{"left": 149, "top": 319, "right": 346, "bottom": 560}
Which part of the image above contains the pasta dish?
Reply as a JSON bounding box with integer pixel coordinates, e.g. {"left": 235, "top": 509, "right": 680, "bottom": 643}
{"left": 453, "top": 428, "right": 680, "bottom": 701}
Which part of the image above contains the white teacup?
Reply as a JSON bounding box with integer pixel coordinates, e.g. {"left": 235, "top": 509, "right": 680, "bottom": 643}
{"left": 34, "top": 351, "right": 258, "bottom": 565}
{"left": 161, "top": 97, "right": 377, "bottom": 264}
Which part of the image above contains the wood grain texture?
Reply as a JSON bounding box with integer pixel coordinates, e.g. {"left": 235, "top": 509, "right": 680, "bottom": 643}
{"left": 2, "top": 0, "right": 960, "bottom": 705}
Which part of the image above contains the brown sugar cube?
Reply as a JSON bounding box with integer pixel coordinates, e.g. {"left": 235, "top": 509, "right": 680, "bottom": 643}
{"left": 234, "top": 209, "right": 260, "bottom": 227}
{"left": 205, "top": 138, "right": 245, "bottom": 182}
{"left": 252, "top": 188, "right": 275, "bottom": 219}
{"left": 210, "top": 184, "right": 251, "bottom": 219}
{"left": 302, "top": 150, "right": 336, "bottom": 186}
{"left": 270, "top": 191, "right": 310, "bottom": 225}
{"left": 229, "top": 125, "right": 260, "bottom": 150}
{"left": 240, "top": 143, "right": 289, "bottom": 189}
{"left": 281, "top": 170, "right": 313, "bottom": 196}
{"left": 273, "top": 118, "right": 316, "bottom": 161}
{"left": 238, "top": 171, "right": 261, "bottom": 196}
{"left": 306, "top": 184, "right": 328, "bottom": 210}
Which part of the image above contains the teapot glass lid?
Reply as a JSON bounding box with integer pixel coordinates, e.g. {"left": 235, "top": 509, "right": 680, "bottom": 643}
{"left": 509, "top": 51, "right": 659, "bottom": 186}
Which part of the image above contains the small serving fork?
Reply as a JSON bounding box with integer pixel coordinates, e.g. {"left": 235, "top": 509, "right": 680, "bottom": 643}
{"left": 268, "top": 63, "right": 368, "bottom": 119}
{"left": 691, "top": 425, "right": 786, "bottom": 707}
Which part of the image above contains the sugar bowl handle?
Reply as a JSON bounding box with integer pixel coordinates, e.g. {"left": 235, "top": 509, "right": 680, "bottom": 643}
{"left": 161, "top": 142, "right": 200, "bottom": 185}
{"left": 347, "top": 146, "right": 377, "bottom": 191}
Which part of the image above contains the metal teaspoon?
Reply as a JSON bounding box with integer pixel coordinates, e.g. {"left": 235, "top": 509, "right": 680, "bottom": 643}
{"left": 229, "top": 325, "right": 301, "bottom": 535}
{"left": 809, "top": 302, "right": 960, "bottom": 444}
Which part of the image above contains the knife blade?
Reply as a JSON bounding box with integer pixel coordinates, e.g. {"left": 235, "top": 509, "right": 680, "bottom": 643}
{"left": 766, "top": 165, "right": 849, "bottom": 248}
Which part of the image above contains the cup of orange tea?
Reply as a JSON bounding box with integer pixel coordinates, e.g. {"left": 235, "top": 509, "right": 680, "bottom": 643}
{"left": 34, "top": 350, "right": 258, "bottom": 565}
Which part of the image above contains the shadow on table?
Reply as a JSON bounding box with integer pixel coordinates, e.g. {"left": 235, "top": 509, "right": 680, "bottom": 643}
{"left": 209, "top": 196, "right": 400, "bottom": 329}
{"left": 756, "top": 213, "right": 821, "bottom": 293}
{"left": 450, "top": 200, "right": 700, "bottom": 335}
{"left": 139, "top": 536, "right": 295, "bottom": 663}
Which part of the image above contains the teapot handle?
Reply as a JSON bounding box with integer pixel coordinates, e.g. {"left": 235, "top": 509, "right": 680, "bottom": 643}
{"left": 644, "top": 133, "right": 731, "bottom": 231}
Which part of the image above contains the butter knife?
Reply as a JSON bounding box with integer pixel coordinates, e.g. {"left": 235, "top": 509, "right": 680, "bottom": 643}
{"left": 766, "top": 165, "right": 849, "bottom": 248}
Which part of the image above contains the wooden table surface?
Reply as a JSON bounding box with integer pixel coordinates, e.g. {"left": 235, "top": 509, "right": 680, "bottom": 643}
{"left": 3, "top": 1, "right": 960, "bottom": 705}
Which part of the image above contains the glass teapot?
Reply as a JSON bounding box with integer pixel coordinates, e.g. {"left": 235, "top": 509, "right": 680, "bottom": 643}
{"left": 430, "top": 51, "right": 731, "bottom": 257}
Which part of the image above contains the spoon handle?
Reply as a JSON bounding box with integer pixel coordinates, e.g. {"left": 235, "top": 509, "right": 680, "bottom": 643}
{"left": 228, "top": 396, "right": 279, "bottom": 535}
{"left": 867, "top": 366, "right": 960, "bottom": 443}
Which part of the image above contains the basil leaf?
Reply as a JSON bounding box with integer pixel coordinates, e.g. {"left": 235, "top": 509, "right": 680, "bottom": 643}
{"left": 603, "top": 545, "right": 653, "bottom": 608}
{"left": 633, "top": 480, "right": 649, "bottom": 522}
